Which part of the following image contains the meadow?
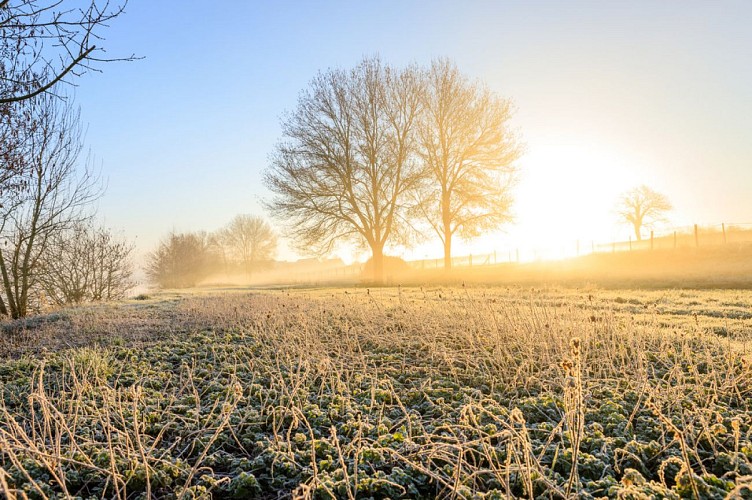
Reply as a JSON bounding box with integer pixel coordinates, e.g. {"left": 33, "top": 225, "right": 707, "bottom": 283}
{"left": 1, "top": 285, "right": 752, "bottom": 499}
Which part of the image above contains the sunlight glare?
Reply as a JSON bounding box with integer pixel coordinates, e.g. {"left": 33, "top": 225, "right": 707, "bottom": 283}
{"left": 405, "top": 138, "right": 648, "bottom": 263}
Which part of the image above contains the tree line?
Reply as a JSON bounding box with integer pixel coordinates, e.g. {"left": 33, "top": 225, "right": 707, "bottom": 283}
{"left": 145, "top": 215, "right": 277, "bottom": 289}
{"left": 0, "top": 2, "right": 676, "bottom": 308}
{"left": 263, "top": 56, "right": 676, "bottom": 275}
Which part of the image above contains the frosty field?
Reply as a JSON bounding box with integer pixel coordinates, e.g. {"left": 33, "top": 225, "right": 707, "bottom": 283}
{"left": 1, "top": 286, "right": 752, "bottom": 499}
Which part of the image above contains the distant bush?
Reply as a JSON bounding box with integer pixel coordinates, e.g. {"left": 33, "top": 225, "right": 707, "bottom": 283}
{"left": 145, "top": 232, "right": 217, "bottom": 289}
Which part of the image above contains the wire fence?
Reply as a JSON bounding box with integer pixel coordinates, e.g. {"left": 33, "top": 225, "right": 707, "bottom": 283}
{"left": 409, "top": 222, "right": 752, "bottom": 269}
{"left": 592, "top": 223, "right": 752, "bottom": 254}
{"left": 258, "top": 222, "right": 752, "bottom": 284}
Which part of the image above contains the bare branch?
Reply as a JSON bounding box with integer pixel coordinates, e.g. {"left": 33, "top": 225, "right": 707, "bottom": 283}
{"left": 0, "top": 0, "right": 132, "bottom": 104}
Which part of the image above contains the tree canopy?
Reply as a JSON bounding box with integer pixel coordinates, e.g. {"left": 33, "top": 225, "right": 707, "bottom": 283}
{"left": 145, "top": 232, "right": 214, "bottom": 289}
{"left": 217, "top": 214, "right": 276, "bottom": 277}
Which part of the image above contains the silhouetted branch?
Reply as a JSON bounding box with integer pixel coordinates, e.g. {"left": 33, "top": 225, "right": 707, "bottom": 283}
{"left": 0, "top": 0, "right": 133, "bottom": 104}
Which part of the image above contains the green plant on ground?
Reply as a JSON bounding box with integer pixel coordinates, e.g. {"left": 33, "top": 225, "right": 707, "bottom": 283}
{"left": 0, "top": 286, "right": 750, "bottom": 498}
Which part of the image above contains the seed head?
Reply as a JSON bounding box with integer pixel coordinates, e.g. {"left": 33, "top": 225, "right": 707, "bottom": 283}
{"left": 560, "top": 359, "right": 573, "bottom": 374}
{"left": 731, "top": 418, "right": 741, "bottom": 433}
{"left": 570, "top": 337, "right": 581, "bottom": 356}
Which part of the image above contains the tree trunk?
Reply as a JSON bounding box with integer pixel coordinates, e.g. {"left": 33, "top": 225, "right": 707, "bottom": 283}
{"left": 443, "top": 227, "right": 452, "bottom": 271}
{"left": 632, "top": 211, "right": 643, "bottom": 241}
{"left": 633, "top": 223, "right": 642, "bottom": 241}
{"left": 371, "top": 243, "right": 384, "bottom": 285}
{"left": 0, "top": 250, "right": 19, "bottom": 319}
{"left": 442, "top": 192, "right": 452, "bottom": 271}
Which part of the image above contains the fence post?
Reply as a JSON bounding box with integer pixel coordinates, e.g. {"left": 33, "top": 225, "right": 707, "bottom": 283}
{"left": 694, "top": 224, "right": 699, "bottom": 247}
{"left": 591, "top": 241, "right": 595, "bottom": 254}
{"left": 494, "top": 250, "right": 497, "bottom": 264}
{"left": 722, "top": 223, "right": 727, "bottom": 244}
{"left": 629, "top": 235, "right": 632, "bottom": 251}
{"left": 516, "top": 248, "right": 519, "bottom": 263}
{"left": 650, "top": 230, "right": 654, "bottom": 250}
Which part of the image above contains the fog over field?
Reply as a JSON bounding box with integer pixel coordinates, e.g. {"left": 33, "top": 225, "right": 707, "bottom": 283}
{"left": 69, "top": 1, "right": 752, "bottom": 275}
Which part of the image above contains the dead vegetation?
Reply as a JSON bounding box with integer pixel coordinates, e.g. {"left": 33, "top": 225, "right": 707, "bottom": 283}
{"left": 1, "top": 286, "right": 751, "bottom": 498}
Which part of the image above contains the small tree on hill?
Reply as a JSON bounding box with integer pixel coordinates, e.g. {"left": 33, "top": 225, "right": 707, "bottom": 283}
{"left": 617, "top": 185, "right": 672, "bottom": 241}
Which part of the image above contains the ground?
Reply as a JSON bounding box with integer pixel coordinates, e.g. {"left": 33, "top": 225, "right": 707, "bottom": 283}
{"left": 1, "top": 285, "right": 752, "bottom": 498}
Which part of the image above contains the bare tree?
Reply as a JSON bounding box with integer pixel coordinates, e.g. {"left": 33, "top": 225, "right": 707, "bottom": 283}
{"left": 0, "top": 0, "right": 132, "bottom": 104}
{"left": 145, "top": 231, "right": 214, "bottom": 289}
{"left": 617, "top": 185, "right": 672, "bottom": 241}
{"left": 416, "top": 59, "right": 521, "bottom": 270}
{"left": 0, "top": 1, "right": 132, "bottom": 246}
{"left": 0, "top": 94, "right": 100, "bottom": 318}
{"left": 207, "top": 230, "right": 231, "bottom": 278}
{"left": 0, "top": 98, "right": 34, "bottom": 202}
{"left": 265, "top": 57, "right": 422, "bottom": 283}
{"left": 218, "top": 214, "right": 276, "bottom": 277}
{"left": 37, "top": 221, "right": 134, "bottom": 306}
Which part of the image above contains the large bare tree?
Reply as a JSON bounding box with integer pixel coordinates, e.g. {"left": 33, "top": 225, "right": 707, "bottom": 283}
{"left": 0, "top": 94, "right": 100, "bottom": 318}
{"left": 265, "top": 57, "right": 423, "bottom": 283}
{"left": 0, "top": 0, "right": 132, "bottom": 104}
{"left": 617, "top": 185, "right": 672, "bottom": 241}
{"left": 218, "top": 214, "right": 276, "bottom": 278}
{"left": 415, "top": 59, "right": 521, "bottom": 270}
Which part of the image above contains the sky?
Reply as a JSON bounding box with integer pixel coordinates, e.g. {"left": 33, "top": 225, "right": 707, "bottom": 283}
{"left": 73, "top": 1, "right": 752, "bottom": 264}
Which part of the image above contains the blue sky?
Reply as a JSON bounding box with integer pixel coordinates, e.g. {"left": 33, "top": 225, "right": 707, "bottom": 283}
{"left": 73, "top": 1, "right": 752, "bottom": 262}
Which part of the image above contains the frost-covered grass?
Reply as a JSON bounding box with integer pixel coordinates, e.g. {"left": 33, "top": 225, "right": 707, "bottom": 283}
{"left": 1, "top": 286, "right": 752, "bottom": 499}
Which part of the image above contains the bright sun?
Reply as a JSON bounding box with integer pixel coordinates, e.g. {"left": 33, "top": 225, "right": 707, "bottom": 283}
{"left": 401, "top": 138, "right": 647, "bottom": 264}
